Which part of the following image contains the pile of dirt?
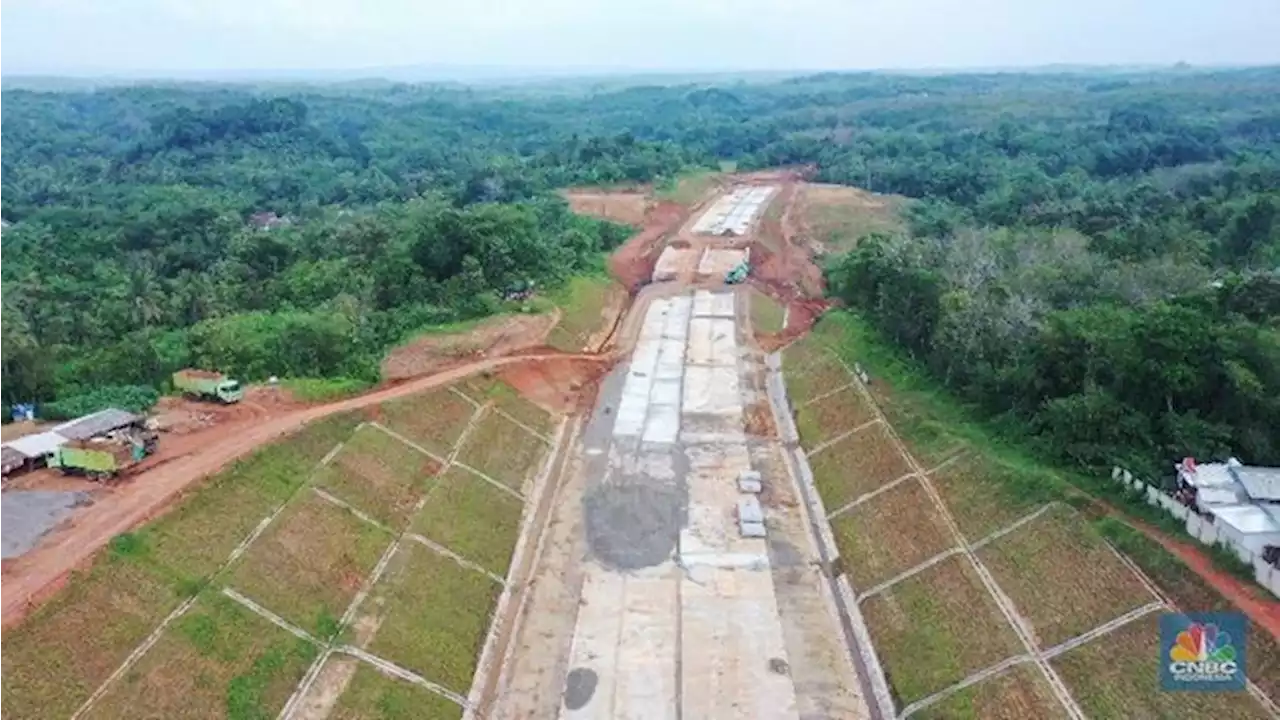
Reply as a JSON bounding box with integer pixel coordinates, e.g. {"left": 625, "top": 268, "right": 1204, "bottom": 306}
{"left": 495, "top": 356, "right": 613, "bottom": 415}
{"left": 381, "top": 313, "right": 559, "bottom": 381}
{"left": 608, "top": 201, "right": 686, "bottom": 292}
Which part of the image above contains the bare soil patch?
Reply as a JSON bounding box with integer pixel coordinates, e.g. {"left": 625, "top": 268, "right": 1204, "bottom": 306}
{"left": 562, "top": 190, "right": 651, "bottom": 225}
{"left": 917, "top": 663, "right": 1068, "bottom": 720}
{"left": 381, "top": 313, "right": 557, "bottom": 381}
{"left": 830, "top": 477, "right": 957, "bottom": 590}
{"left": 810, "top": 423, "right": 913, "bottom": 511}
{"left": 978, "top": 506, "right": 1157, "bottom": 647}
{"left": 492, "top": 356, "right": 610, "bottom": 416}
{"left": 862, "top": 554, "right": 1023, "bottom": 708}
{"left": 608, "top": 201, "right": 687, "bottom": 291}
{"left": 797, "top": 183, "right": 907, "bottom": 254}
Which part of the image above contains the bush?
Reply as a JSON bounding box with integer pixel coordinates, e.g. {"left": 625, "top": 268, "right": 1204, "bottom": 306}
{"left": 42, "top": 385, "right": 161, "bottom": 420}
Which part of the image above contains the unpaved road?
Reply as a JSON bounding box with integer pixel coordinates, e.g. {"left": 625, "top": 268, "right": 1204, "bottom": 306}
{"left": 1, "top": 352, "right": 610, "bottom": 628}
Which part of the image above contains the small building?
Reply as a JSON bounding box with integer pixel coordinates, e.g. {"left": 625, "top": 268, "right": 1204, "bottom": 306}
{"left": 1178, "top": 457, "right": 1280, "bottom": 565}
{"left": 3, "top": 431, "right": 70, "bottom": 474}
{"left": 53, "top": 408, "right": 144, "bottom": 442}
{"left": 1205, "top": 504, "right": 1280, "bottom": 558}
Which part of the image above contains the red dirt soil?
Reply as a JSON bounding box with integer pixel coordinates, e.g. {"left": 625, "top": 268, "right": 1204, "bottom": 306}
{"left": 381, "top": 312, "right": 560, "bottom": 381}
{"left": 608, "top": 200, "right": 686, "bottom": 292}
{"left": 0, "top": 351, "right": 611, "bottom": 629}
{"left": 1131, "top": 518, "right": 1280, "bottom": 641}
{"left": 495, "top": 357, "right": 612, "bottom": 415}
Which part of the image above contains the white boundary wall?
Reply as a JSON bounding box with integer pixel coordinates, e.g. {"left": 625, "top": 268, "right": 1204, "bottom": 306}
{"left": 1109, "top": 467, "right": 1280, "bottom": 598}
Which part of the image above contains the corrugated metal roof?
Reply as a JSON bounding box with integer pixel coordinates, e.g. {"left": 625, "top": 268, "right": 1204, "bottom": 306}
{"left": 1209, "top": 504, "right": 1280, "bottom": 536}
{"left": 6, "top": 432, "right": 69, "bottom": 458}
{"left": 53, "top": 408, "right": 142, "bottom": 441}
{"left": 2, "top": 446, "right": 27, "bottom": 472}
{"left": 1196, "top": 486, "right": 1244, "bottom": 506}
{"left": 1233, "top": 466, "right": 1280, "bottom": 502}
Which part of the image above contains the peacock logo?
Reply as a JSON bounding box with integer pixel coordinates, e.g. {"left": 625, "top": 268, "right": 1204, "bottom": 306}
{"left": 1169, "top": 623, "right": 1236, "bottom": 664}
{"left": 1162, "top": 613, "right": 1246, "bottom": 691}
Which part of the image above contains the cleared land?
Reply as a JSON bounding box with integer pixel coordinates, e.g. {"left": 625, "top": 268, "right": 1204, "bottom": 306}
{"left": 1052, "top": 614, "right": 1270, "bottom": 719}
{"left": 930, "top": 455, "right": 1061, "bottom": 542}
{"left": 330, "top": 662, "right": 463, "bottom": 720}
{"left": 83, "top": 593, "right": 317, "bottom": 720}
{"left": 809, "top": 423, "right": 913, "bottom": 511}
{"left": 750, "top": 288, "right": 786, "bottom": 334}
{"left": 916, "top": 664, "right": 1069, "bottom": 720}
{"left": 545, "top": 274, "right": 626, "bottom": 352}
{"left": 656, "top": 170, "right": 719, "bottom": 206}
{"left": 380, "top": 314, "right": 557, "bottom": 381}
{"left": 316, "top": 424, "right": 440, "bottom": 530}
{"left": 229, "top": 493, "right": 391, "bottom": 637}
{"left": 830, "top": 477, "right": 957, "bottom": 590}
{"left": 794, "top": 385, "right": 877, "bottom": 448}
{"left": 979, "top": 506, "right": 1156, "bottom": 647}
{"left": 799, "top": 183, "right": 906, "bottom": 253}
{"left": 455, "top": 411, "right": 549, "bottom": 493}
{"left": 861, "top": 555, "right": 1023, "bottom": 707}
{"left": 365, "top": 542, "right": 502, "bottom": 695}
{"left": 377, "top": 389, "right": 477, "bottom": 457}
{"left": 562, "top": 189, "right": 650, "bottom": 224}
{"left": 412, "top": 467, "right": 525, "bottom": 575}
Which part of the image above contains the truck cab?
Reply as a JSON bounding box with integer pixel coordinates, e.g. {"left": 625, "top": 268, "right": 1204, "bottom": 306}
{"left": 216, "top": 380, "right": 244, "bottom": 403}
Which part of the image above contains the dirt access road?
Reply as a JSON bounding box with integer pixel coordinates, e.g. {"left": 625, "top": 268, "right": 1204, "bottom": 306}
{"left": 0, "top": 351, "right": 611, "bottom": 629}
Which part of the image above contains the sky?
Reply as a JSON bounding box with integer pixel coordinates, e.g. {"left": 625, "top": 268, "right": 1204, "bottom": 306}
{"left": 3, "top": 0, "right": 1279, "bottom": 77}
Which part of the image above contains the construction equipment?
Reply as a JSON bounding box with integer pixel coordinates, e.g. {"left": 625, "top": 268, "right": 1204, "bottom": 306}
{"left": 725, "top": 261, "right": 749, "bottom": 284}
{"left": 173, "top": 369, "right": 243, "bottom": 403}
{"left": 50, "top": 429, "right": 158, "bottom": 481}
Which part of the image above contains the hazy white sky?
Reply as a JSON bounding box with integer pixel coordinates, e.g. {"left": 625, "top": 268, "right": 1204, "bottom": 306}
{"left": 3, "top": 0, "right": 1278, "bottom": 76}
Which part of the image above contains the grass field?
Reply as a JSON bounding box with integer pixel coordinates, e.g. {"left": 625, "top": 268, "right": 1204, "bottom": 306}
{"left": 378, "top": 389, "right": 478, "bottom": 457}
{"left": 365, "top": 542, "right": 502, "bottom": 695}
{"left": 141, "top": 413, "right": 362, "bottom": 587}
{"left": 1, "top": 555, "right": 182, "bottom": 720}
{"left": 782, "top": 340, "right": 853, "bottom": 408}
{"left": 931, "top": 455, "right": 1063, "bottom": 542}
{"left": 917, "top": 664, "right": 1068, "bottom": 720}
{"left": 331, "top": 662, "right": 463, "bottom": 720}
{"left": 229, "top": 494, "right": 391, "bottom": 637}
{"left": 316, "top": 425, "right": 439, "bottom": 530}
{"left": 455, "top": 411, "right": 549, "bottom": 492}
{"left": 412, "top": 467, "right": 525, "bottom": 575}
{"left": 799, "top": 184, "right": 906, "bottom": 253}
{"left": 1051, "top": 614, "right": 1270, "bottom": 719}
{"left": 979, "top": 506, "right": 1157, "bottom": 648}
{"left": 545, "top": 274, "right": 624, "bottom": 352}
{"left": 861, "top": 555, "right": 1023, "bottom": 708}
{"left": 84, "top": 593, "right": 317, "bottom": 720}
{"left": 656, "top": 169, "right": 718, "bottom": 206}
{"left": 750, "top": 288, "right": 786, "bottom": 334}
{"left": 809, "top": 423, "right": 913, "bottom": 511}
{"left": 794, "top": 386, "right": 877, "bottom": 448}
{"left": 1096, "top": 518, "right": 1280, "bottom": 701}
{"left": 830, "top": 478, "right": 957, "bottom": 590}
{"left": 461, "top": 378, "right": 554, "bottom": 436}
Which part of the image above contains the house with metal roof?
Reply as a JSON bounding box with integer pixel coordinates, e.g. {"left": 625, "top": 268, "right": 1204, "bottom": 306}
{"left": 1177, "top": 457, "right": 1280, "bottom": 564}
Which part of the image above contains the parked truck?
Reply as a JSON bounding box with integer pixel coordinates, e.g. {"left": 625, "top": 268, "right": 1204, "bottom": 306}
{"left": 51, "top": 431, "right": 158, "bottom": 481}
{"left": 173, "top": 369, "right": 243, "bottom": 403}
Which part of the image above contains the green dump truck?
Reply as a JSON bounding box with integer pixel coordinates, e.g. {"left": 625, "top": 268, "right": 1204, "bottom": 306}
{"left": 173, "top": 369, "right": 243, "bottom": 403}
{"left": 52, "top": 432, "right": 158, "bottom": 481}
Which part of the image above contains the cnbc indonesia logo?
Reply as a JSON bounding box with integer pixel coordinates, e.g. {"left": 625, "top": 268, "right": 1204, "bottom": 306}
{"left": 1162, "top": 614, "right": 1246, "bottom": 691}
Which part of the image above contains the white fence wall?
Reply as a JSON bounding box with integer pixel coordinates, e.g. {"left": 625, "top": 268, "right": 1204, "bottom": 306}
{"left": 1111, "top": 466, "right": 1279, "bottom": 600}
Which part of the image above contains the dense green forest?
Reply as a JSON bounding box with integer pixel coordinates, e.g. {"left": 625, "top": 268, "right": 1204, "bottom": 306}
{"left": 3, "top": 68, "right": 1278, "bottom": 473}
